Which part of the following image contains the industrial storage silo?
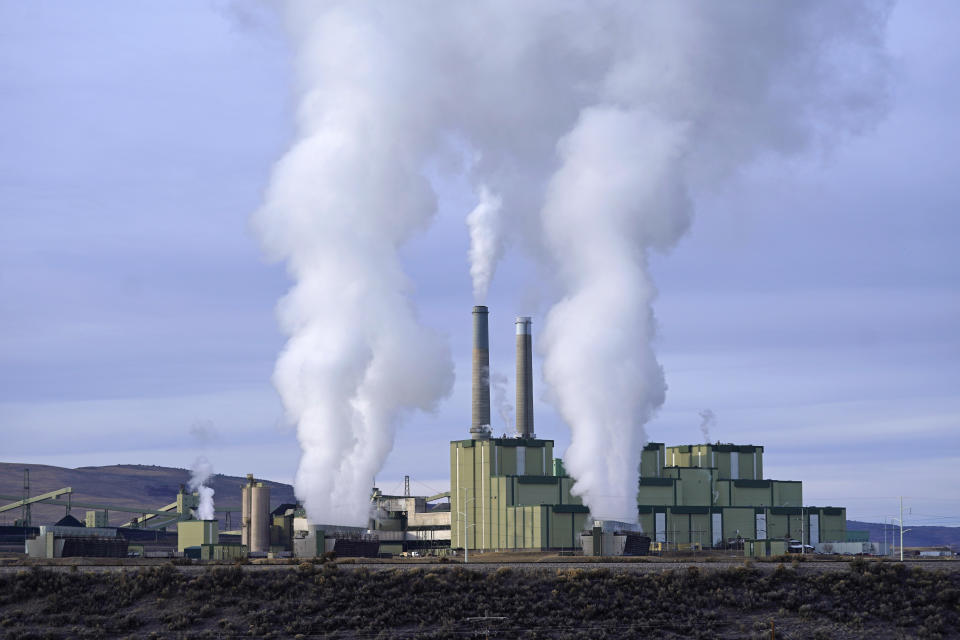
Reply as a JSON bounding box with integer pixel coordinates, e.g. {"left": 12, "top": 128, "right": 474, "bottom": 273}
{"left": 250, "top": 483, "right": 270, "bottom": 553}
{"left": 241, "top": 474, "right": 252, "bottom": 548}
{"left": 241, "top": 474, "right": 270, "bottom": 553}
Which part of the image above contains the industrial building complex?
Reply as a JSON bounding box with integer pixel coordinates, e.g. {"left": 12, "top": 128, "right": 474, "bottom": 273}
{"left": 637, "top": 442, "right": 847, "bottom": 552}
{"left": 447, "top": 306, "right": 847, "bottom": 554}
{"left": 4, "top": 304, "right": 861, "bottom": 560}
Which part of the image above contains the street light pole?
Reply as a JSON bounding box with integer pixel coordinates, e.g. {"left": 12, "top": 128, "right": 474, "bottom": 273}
{"left": 888, "top": 498, "right": 908, "bottom": 561}
{"left": 887, "top": 512, "right": 908, "bottom": 559}
{"left": 457, "top": 487, "right": 475, "bottom": 564}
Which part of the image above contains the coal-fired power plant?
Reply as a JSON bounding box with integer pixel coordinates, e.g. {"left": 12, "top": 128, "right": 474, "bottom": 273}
{"left": 515, "top": 316, "right": 534, "bottom": 438}
{"left": 470, "top": 305, "right": 491, "bottom": 440}
{"left": 12, "top": 302, "right": 853, "bottom": 561}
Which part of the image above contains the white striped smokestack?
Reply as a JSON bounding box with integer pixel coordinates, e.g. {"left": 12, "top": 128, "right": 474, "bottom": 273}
{"left": 470, "top": 306, "right": 491, "bottom": 439}
{"left": 515, "top": 316, "right": 534, "bottom": 438}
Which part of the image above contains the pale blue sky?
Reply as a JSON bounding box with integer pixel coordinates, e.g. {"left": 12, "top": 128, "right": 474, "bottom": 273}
{"left": 1, "top": 1, "right": 957, "bottom": 525}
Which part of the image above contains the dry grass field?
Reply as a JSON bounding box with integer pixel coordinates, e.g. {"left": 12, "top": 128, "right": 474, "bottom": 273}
{"left": 1, "top": 558, "right": 957, "bottom": 639}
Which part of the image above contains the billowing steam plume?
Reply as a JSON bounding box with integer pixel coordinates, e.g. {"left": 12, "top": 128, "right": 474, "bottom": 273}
{"left": 264, "top": 1, "right": 891, "bottom": 524}
{"left": 536, "top": 5, "right": 890, "bottom": 522}
{"left": 189, "top": 457, "right": 215, "bottom": 521}
{"left": 254, "top": 3, "right": 457, "bottom": 525}
{"left": 699, "top": 409, "right": 716, "bottom": 444}
{"left": 467, "top": 186, "right": 504, "bottom": 302}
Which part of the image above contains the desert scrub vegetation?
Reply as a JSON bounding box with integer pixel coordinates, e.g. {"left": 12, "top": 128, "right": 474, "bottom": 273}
{"left": 0, "top": 561, "right": 957, "bottom": 639}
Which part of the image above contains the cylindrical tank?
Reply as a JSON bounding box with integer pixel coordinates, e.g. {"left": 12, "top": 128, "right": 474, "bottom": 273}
{"left": 250, "top": 483, "right": 270, "bottom": 553}
{"left": 515, "top": 316, "right": 534, "bottom": 438}
{"left": 470, "top": 305, "right": 491, "bottom": 439}
{"left": 241, "top": 474, "right": 254, "bottom": 548}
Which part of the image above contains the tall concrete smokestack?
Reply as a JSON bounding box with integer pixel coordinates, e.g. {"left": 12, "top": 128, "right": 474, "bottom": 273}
{"left": 470, "top": 306, "right": 491, "bottom": 439}
{"left": 515, "top": 316, "right": 534, "bottom": 438}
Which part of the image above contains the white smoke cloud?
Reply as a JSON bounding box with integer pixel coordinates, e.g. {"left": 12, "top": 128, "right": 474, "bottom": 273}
{"left": 540, "top": 108, "right": 687, "bottom": 520}
{"left": 466, "top": 186, "right": 503, "bottom": 302}
{"left": 264, "top": 1, "right": 892, "bottom": 524}
{"left": 254, "top": 3, "right": 456, "bottom": 525}
{"left": 189, "top": 457, "right": 215, "bottom": 521}
{"left": 538, "top": 4, "right": 891, "bottom": 523}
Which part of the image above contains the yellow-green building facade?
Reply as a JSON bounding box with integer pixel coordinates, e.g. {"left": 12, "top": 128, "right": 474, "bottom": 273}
{"left": 177, "top": 519, "right": 219, "bottom": 552}
{"left": 637, "top": 443, "right": 846, "bottom": 548}
{"left": 450, "top": 437, "right": 589, "bottom": 551}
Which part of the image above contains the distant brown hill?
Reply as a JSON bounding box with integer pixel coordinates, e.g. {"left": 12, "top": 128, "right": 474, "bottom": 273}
{"left": 847, "top": 520, "right": 960, "bottom": 549}
{"left": 0, "top": 463, "right": 296, "bottom": 529}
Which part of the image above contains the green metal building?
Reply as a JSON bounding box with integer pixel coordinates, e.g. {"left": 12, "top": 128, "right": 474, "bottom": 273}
{"left": 450, "top": 437, "right": 589, "bottom": 551}
{"left": 177, "top": 519, "right": 218, "bottom": 552}
{"left": 450, "top": 307, "right": 589, "bottom": 552}
{"left": 637, "top": 442, "right": 847, "bottom": 548}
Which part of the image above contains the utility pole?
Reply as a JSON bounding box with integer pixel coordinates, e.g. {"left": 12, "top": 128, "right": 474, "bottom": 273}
{"left": 21, "top": 469, "right": 30, "bottom": 528}
{"left": 899, "top": 496, "right": 904, "bottom": 562}
{"left": 800, "top": 507, "right": 805, "bottom": 555}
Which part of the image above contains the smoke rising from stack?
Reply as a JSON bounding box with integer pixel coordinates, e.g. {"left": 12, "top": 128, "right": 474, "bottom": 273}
{"left": 699, "top": 409, "right": 716, "bottom": 444}
{"left": 264, "top": 1, "right": 891, "bottom": 524}
{"left": 467, "top": 186, "right": 504, "bottom": 303}
{"left": 189, "top": 457, "right": 215, "bottom": 521}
